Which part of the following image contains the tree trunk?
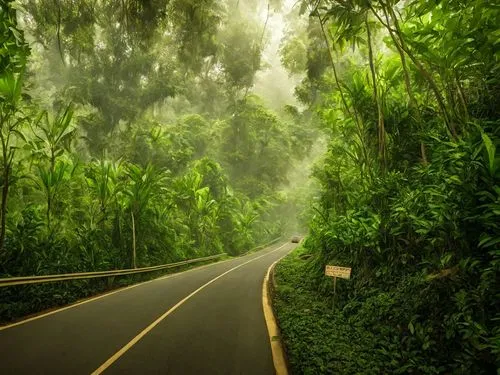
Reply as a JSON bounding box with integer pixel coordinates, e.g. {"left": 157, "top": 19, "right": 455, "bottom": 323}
{"left": 54, "top": 0, "right": 65, "bottom": 66}
{"left": 0, "top": 162, "right": 9, "bottom": 251}
{"left": 131, "top": 210, "right": 136, "bottom": 268}
{"left": 0, "top": 125, "right": 9, "bottom": 252}
{"left": 369, "top": 3, "right": 428, "bottom": 163}
{"left": 454, "top": 71, "right": 469, "bottom": 123}
{"left": 47, "top": 149, "right": 55, "bottom": 231}
{"left": 317, "top": 15, "right": 353, "bottom": 121}
{"left": 381, "top": 1, "right": 455, "bottom": 138}
{"left": 365, "top": 16, "right": 386, "bottom": 172}
{"left": 420, "top": 142, "right": 428, "bottom": 165}
{"left": 394, "top": 29, "right": 428, "bottom": 164}
{"left": 316, "top": 12, "right": 370, "bottom": 178}
{"left": 47, "top": 188, "right": 51, "bottom": 231}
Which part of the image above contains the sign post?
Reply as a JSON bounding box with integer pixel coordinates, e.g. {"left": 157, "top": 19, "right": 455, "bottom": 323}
{"left": 332, "top": 275, "right": 337, "bottom": 311}
{"left": 325, "top": 265, "right": 351, "bottom": 312}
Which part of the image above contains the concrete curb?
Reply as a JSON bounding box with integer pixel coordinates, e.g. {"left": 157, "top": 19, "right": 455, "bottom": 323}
{"left": 262, "top": 257, "right": 290, "bottom": 375}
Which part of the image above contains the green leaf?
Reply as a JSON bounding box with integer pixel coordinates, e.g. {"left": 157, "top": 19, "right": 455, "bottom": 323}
{"left": 408, "top": 322, "right": 415, "bottom": 335}
{"left": 480, "top": 131, "right": 496, "bottom": 175}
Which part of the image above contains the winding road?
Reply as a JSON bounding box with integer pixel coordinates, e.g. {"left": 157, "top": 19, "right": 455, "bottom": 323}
{"left": 0, "top": 242, "right": 294, "bottom": 374}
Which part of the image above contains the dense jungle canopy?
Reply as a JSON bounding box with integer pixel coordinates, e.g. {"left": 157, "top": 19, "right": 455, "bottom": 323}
{"left": 0, "top": 0, "right": 499, "bottom": 373}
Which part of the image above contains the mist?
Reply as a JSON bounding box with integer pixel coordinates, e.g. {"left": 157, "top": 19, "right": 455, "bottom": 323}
{"left": 0, "top": 0, "right": 324, "bottom": 283}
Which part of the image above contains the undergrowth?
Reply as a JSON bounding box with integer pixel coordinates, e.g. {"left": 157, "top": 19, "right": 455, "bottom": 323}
{"left": 275, "top": 246, "right": 383, "bottom": 375}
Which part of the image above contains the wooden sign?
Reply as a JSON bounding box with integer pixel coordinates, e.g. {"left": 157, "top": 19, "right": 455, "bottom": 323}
{"left": 325, "top": 265, "right": 351, "bottom": 279}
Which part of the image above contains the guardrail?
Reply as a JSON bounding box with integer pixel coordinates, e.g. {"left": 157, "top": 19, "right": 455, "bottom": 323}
{"left": 0, "top": 253, "right": 225, "bottom": 288}
{"left": 0, "top": 237, "right": 285, "bottom": 288}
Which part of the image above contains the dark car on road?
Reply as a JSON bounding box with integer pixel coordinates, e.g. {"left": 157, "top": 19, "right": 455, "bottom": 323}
{"left": 291, "top": 235, "right": 301, "bottom": 243}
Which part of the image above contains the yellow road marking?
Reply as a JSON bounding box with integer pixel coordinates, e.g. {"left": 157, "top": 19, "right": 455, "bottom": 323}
{"left": 262, "top": 256, "right": 290, "bottom": 375}
{"left": 91, "top": 243, "right": 289, "bottom": 374}
{"left": 0, "top": 255, "right": 241, "bottom": 331}
{"left": 0, "top": 243, "right": 285, "bottom": 331}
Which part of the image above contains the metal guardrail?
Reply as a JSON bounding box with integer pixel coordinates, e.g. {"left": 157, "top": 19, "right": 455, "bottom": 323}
{"left": 0, "top": 236, "right": 285, "bottom": 288}
{"left": 0, "top": 253, "right": 226, "bottom": 288}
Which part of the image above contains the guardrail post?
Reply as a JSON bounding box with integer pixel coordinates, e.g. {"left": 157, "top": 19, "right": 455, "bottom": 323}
{"left": 107, "top": 276, "right": 115, "bottom": 289}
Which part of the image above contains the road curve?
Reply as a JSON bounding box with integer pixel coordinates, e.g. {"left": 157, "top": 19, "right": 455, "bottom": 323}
{"left": 0, "top": 242, "right": 294, "bottom": 374}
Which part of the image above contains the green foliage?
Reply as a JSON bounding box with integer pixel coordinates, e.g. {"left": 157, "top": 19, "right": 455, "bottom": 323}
{"left": 222, "top": 95, "right": 292, "bottom": 197}
{"left": 280, "top": 28, "right": 308, "bottom": 75}
{"left": 219, "top": 20, "right": 262, "bottom": 89}
{"left": 275, "top": 0, "right": 500, "bottom": 373}
{"left": 168, "top": 0, "right": 223, "bottom": 72}
{"left": 0, "top": 1, "right": 29, "bottom": 74}
{"left": 0, "top": 0, "right": 307, "bottom": 322}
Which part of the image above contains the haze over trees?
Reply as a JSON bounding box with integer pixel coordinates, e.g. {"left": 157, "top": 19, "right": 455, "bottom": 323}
{"left": 0, "top": 0, "right": 312, "bottom": 274}
{"left": 0, "top": 0, "right": 317, "bottom": 319}
{"left": 0, "top": 0, "right": 499, "bottom": 372}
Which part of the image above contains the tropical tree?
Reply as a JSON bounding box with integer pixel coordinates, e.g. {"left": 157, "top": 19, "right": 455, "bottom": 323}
{"left": 122, "top": 163, "right": 167, "bottom": 268}
{"left": 0, "top": 72, "right": 27, "bottom": 251}
{"left": 30, "top": 104, "right": 76, "bottom": 230}
{"left": 85, "top": 158, "right": 122, "bottom": 228}
{"left": 0, "top": 1, "right": 29, "bottom": 252}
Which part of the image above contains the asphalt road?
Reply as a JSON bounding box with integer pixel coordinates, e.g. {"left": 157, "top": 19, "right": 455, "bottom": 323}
{"left": 0, "top": 242, "right": 294, "bottom": 375}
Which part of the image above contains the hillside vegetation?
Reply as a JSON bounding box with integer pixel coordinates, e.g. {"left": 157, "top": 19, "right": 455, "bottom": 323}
{"left": 275, "top": 0, "right": 499, "bottom": 373}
